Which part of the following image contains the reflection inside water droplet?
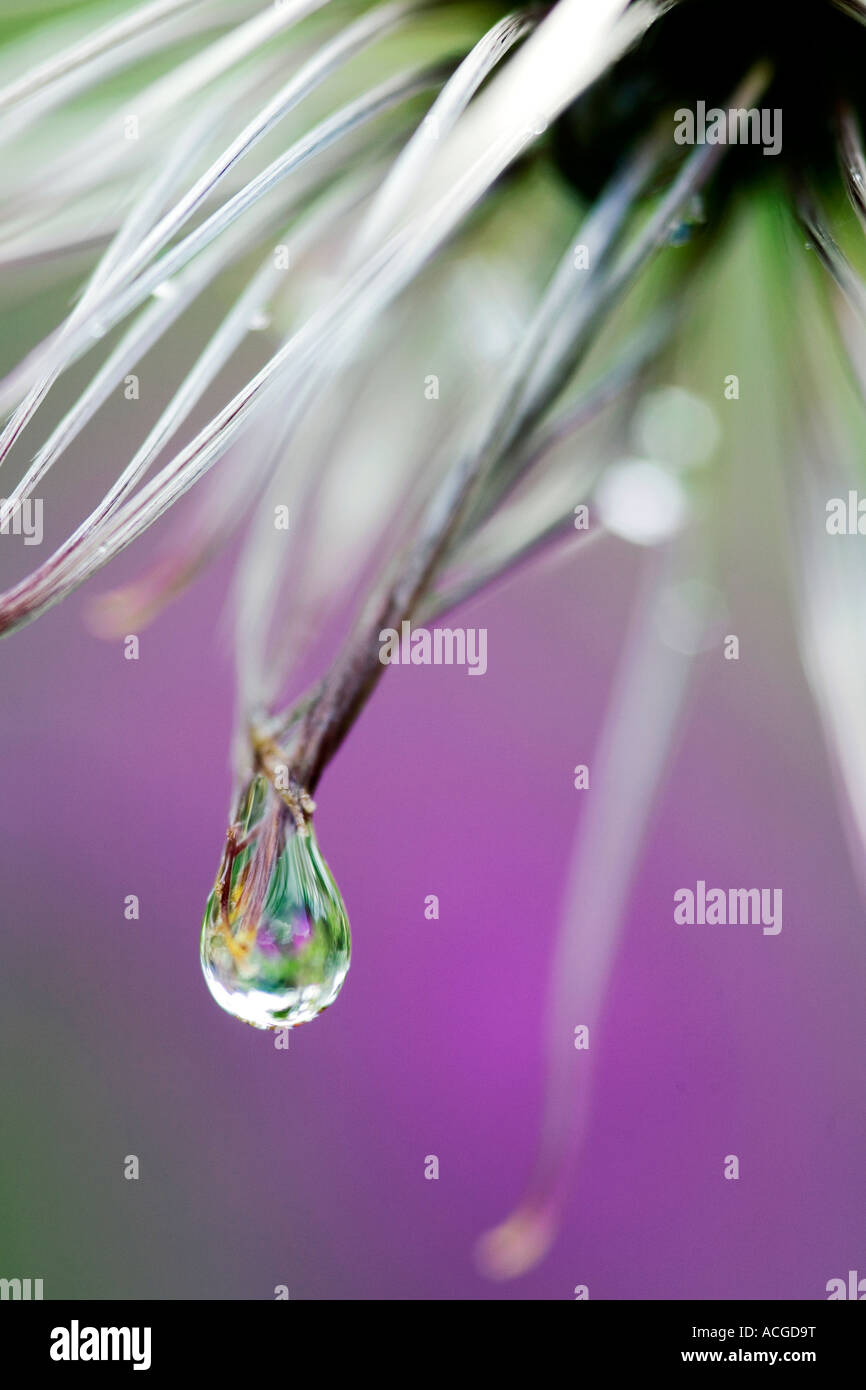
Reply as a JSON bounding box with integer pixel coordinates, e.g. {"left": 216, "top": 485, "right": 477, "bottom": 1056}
{"left": 200, "top": 775, "right": 351, "bottom": 1029}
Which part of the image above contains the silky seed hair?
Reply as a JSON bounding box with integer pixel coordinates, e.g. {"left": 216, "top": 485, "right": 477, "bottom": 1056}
{"left": 3, "top": 0, "right": 866, "bottom": 1275}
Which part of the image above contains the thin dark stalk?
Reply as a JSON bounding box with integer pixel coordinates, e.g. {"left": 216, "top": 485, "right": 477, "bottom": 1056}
{"left": 836, "top": 101, "right": 866, "bottom": 227}
{"left": 419, "top": 510, "right": 603, "bottom": 625}
{"left": 289, "top": 137, "right": 663, "bottom": 789}
{"left": 287, "top": 67, "right": 769, "bottom": 793}
{"left": 460, "top": 307, "right": 673, "bottom": 538}
{"left": 795, "top": 178, "right": 866, "bottom": 318}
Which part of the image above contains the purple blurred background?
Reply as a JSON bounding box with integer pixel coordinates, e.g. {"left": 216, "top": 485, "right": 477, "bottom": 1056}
{"left": 1, "top": 424, "right": 864, "bottom": 1300}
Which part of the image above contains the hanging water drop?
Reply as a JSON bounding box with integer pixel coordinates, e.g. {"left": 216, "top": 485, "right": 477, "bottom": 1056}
{"left": 200, "top": 774, "right": 351, "bottom": 1029}
{"left": 666, "top": 194, "right": 706, "bottom": 246}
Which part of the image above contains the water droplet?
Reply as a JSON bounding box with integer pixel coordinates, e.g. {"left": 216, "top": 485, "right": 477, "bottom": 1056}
{"left": 666, "top": 221, "right": 692, "bottom": 247}
{"left": 152, "top": 280, "right": 177, "bottom": 301}
{"left": 248, "top": 310, "right": 271, "bottom": 332}
{"left": 200, "top": 775, "right": 350, "bottom": 1029}
{"left": 666, "top": 194, "right": 705, "bottom": 246}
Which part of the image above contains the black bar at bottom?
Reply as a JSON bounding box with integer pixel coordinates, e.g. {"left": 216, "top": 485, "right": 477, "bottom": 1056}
{"left": 0, "top": 1298, "right": 861, "bottom": 1375}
